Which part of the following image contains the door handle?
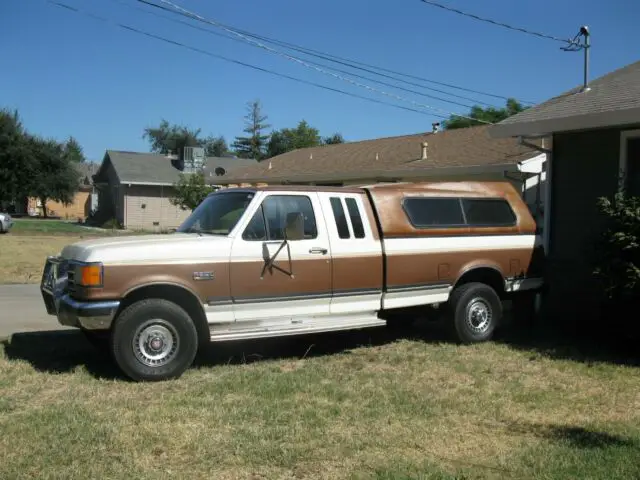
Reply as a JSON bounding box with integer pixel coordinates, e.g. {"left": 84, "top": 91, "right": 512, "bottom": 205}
{"left": 309, "top": 247, "right": 328, "bottom": 255}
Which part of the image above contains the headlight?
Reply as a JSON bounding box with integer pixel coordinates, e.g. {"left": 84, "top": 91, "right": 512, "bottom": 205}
{"left": 75, "top": 263, "right": 104, "bottom": 288}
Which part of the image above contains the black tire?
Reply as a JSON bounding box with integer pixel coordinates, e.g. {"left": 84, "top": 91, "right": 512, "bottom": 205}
{"left": 446, "top": 282, "right": 502, "bottom": 344}
{"left": 110, "top": 298, "right": 198, "bottom": 382}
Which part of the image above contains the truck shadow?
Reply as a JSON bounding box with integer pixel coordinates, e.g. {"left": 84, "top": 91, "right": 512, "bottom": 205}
{"left": 0, "top": 322, "right": 448, "bottom": 381}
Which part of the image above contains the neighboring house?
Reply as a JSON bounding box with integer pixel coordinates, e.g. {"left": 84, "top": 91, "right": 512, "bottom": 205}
{"left": 490, "top": 58, "right": 640, "bottom": 320}
{"left": 92, "top": 150, "right": 257, "bottom": 230}
{"left": 215, "top": 124, "right": 549, "bottom": 227}
{"left": 22, "top": 162, "right": 98, "bottom": 220}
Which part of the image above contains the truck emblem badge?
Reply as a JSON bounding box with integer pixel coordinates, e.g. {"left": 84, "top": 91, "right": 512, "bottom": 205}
{"left": 193, "top": 271, "right": 214, "bottom": 281}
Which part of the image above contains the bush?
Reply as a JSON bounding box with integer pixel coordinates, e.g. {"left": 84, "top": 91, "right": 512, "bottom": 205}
{"left": 592, "top": 192, "right": 640, "bottom": 304}
{"left": 101, "top": 218, "right": 122, "bottom": 230}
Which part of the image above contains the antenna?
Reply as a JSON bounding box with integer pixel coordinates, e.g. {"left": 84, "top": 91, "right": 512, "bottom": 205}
{"left": 561, "top": 26, "right": 591, "bottom": 92}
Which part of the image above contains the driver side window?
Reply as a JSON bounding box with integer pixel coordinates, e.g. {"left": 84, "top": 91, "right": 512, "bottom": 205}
{"left": 242, "top": 195, "right": 317, "bottom": 241}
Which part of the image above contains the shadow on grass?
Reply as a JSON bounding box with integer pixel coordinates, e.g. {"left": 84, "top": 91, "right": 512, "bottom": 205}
{"left": 493, "top": 314, "right": 640, "bottom": 368}
{"left": 0, "top": 321, "right": 450, "bottom": 380}
{"left": 507, "top": 422, "right": 637, "bottom": 449}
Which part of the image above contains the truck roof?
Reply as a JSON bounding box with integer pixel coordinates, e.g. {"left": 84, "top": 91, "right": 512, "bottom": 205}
{"left": 218, "top": 180, "right": 519, "bottom": 198}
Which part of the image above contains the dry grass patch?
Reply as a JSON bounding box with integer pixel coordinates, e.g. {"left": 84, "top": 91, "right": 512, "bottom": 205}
{"left": 0, "top": 235, "right": 101, "bottom": 284}
{"left": 1, "top": 328, "right": 639, "bottom": 479}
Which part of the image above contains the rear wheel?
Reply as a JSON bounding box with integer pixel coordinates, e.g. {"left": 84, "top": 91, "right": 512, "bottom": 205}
{"left": 110, "top": 298, "right": 198, "bottom": 382}
{"left": 446, "top": 282, "right": 502, "bottom": 343}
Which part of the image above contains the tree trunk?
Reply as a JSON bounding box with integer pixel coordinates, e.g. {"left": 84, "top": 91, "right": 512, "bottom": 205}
{"left": 40, "top": 197, "right": 48, "bottom": 218}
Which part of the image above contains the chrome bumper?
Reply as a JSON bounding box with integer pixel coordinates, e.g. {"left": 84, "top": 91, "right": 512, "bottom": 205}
{"left": 40, "top": 256, "right": 120, "bottom": 331}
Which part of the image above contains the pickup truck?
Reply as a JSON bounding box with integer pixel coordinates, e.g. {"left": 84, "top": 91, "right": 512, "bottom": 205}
{"left": 40, "top": 181, "right": 544, "bottom": 381}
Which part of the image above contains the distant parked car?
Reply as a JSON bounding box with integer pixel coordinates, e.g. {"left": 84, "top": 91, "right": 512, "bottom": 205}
{"left": 0, "top": 212, "right": 13, "bottom": 233}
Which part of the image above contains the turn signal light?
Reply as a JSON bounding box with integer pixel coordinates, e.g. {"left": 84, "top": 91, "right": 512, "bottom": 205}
{"left": 79, "top": 264, "right": 103, "bottom": 287}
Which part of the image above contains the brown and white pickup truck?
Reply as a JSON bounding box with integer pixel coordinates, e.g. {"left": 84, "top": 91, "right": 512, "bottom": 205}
{"left": 40, "top": 181, "right": 544, "bottom": 381}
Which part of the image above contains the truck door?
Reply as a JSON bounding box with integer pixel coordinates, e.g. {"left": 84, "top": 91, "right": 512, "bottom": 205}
{"left": 318, "top": 192, "right": 383, "bottom": 314}
{"left": 229, "top": 191, "right": 333, "bottom": 322}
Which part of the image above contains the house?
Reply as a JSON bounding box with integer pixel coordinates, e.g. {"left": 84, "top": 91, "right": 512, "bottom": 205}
{"left": 91, "top": 149, "right": 257, "bottom": 230}
{"left": 20, "top": 162, "right": 98, "bottom": 220}
{"left": 215, "top": 124, "right": 549, "bottom": 227}
{"left": 490, "top": 58, "right": 640, "bottom": 320}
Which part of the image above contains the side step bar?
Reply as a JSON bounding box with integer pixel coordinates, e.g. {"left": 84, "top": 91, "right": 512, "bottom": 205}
{"left": 209, "top": 313, "right": 386, "bottom": 342}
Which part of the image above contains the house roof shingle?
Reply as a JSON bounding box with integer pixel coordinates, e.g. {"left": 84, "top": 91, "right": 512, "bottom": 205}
{"left": 491, "top": 59, "right": 640, "bottom": 137}
{"left": 218, "top": 124, "right": 543, "bottom": 184}
{"left": 98, "top": 150, "right": 258, "bottom": 185}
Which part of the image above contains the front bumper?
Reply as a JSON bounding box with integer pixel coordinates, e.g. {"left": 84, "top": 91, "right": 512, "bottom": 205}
{"left": 40, "top": 256, "right": 120, "bottom": 331}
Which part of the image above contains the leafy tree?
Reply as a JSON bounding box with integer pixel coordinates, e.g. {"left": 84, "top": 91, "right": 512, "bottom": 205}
{"left": 63, "top": 136, "right": 86, "bottom": 163}
{"left": 232, "top": 100, "right": 270, "bottom": 160}
{"left": 443, "top": 98, "right": 528, "bottom": 130}
{"left": 143, "top": 119, "right": 203, "bottom": 155}
{"left": 267, "top": 120, "right": 322, "bottom": 158}
{"left": 203, "top": 135, "right": 230, "bottom": 157}
{"left": 170, "top": 172, "right": 215, "bottom": 211}
{"left": 27, "top": 135, "right": 81, "bottom": 218}
{"left": 0, "top": 108, "right": 35, "bottom": 205}
{"left": 323, "top": 133, "right": 345, "bottom": 145}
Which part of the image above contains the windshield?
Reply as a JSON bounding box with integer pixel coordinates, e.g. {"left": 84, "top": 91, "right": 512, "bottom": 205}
{"left": 177, "top": 191, "right": 256, "bottom": 235}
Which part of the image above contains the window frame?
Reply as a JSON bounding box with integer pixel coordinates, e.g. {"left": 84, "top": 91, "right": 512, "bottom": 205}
{"left": 241, "top": 193, "right": 318, "bottom": 242}
{"left": 401, "top": 196, "right": 517, "bottom": 229}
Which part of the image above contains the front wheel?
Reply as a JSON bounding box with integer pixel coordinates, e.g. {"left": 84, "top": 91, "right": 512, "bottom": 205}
{"left": 446, "top": 282, "right": 502, "bottom": 344}
{"left": 110, "top": 298, "right": 199, "bottom": 382}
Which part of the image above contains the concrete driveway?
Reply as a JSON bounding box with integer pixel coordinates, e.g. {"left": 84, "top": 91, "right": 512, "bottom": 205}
{"left": 0, "top": 284, "right": 72, "bottom": 339}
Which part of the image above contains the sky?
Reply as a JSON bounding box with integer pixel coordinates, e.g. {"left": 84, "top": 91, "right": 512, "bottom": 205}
{"left": 1, "top": 0, "right": 639, "bottom": 161}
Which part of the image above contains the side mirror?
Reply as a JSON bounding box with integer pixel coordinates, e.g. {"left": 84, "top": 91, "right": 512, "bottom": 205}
{"left": 284, "top": 211, "right": 305, "bottom": 241}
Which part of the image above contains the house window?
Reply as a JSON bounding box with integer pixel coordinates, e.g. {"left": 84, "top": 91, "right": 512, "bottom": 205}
{"left": 402, "top": 197, "right": 465, "bottom": 227}
{"left": 626, "top": 137, "right": 640, "bottom": 197}
{"left": 329, "top": 197, "right": 350, "bottom": 239}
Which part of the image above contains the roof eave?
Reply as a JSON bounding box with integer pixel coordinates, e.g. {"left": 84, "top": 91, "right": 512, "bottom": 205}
{"left": 214, "top": 162, "right": 524, "bottom": 185}
{"left": 490, "top": 106, "right": 640, "bottom": 138}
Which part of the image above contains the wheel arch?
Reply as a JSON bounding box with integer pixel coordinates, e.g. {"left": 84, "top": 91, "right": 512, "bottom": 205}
{"left": 117, "top": 282, "right": 209, "bottom": 346}
{"left": 453, "top": 265, "right": 505, "bottom": 297}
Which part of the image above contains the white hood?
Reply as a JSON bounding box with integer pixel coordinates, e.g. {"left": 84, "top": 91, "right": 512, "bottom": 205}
{"left": 60, "top": 233, "right": 232, "bottom": 264}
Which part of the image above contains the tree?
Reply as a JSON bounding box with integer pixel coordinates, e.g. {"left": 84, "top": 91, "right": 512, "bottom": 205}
{"left": 27, "top": 135, "right": 81, "bottom": 218}
{"left": 170, "top": 172, "right": 215, "bottom": 211}
{"left": 63, "top": 136, "right": 86, "bottom": 163}
{"left": 143, "top": 119, "right": 203, "bottom": 155}
{"left": 323, "top": 133, "right": 345, "bottom": 145}
{"left": 267, "top": 120, "right": 322, "bottom": 158}
{"left": 442, "top": 98, "right": 528, "bottom": 130}
{"left": 203, "top": 135, "right": 230, "bottom": 157}
{"left": 232, "top": 100, "right": 271, "bottom": 160}
{"left": 0, "top": 108, "right": 35, "bottom": 205}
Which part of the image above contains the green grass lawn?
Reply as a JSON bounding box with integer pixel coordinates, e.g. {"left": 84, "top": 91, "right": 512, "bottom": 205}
{"left": 9, "top": 218, "right": 120, "bottom": 235}
{"left": 1, "top": 325, "right": 638, "bottom": 480}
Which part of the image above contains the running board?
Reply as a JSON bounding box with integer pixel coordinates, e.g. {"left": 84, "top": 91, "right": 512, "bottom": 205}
{"left": 209, "top": 313, "right": 386, "bottom": 342}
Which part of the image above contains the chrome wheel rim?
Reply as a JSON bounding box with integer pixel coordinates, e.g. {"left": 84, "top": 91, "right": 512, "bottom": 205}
{"left": 465, "top": 298, "right": 492, "bottom": 334}
{"left": 133, "top": 320, "right": 179, "bottom": 367}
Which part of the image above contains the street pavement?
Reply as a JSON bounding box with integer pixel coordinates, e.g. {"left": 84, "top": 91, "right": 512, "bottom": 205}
{"left": 0, "top": 284, "right": 72, "bottom": 339}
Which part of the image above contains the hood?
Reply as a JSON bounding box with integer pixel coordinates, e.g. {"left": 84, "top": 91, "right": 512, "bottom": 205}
{"left": 60, "top": 233, "right": 232, "bottom": 264}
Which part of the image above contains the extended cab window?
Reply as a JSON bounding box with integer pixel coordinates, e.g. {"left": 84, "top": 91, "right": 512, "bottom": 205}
{"left": 345, "top": 198, "right": 365, "bottom": 238}
{"left": 462, "top": 198, "right": 516, "bottom": 226}
{"left": 330, "top": 197, "right": 350, "bottom": 239}
{"left": 243, "top": 195, "right": 317, "bottom": 241}
{"left": 403, "top": 197, "right": 464, "bottom": 227}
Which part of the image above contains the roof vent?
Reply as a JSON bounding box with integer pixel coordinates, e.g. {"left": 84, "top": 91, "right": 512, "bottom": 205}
{"left": 421, "top": 141, "right": 428, "bottom": 160}
{"left": 432, "top": 122, "right": 440, "bottom": 133}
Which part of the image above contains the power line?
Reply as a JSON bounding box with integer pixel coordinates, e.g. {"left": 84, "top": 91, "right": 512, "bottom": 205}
{"left": 130, "top": 0, "right": 510, "bottom": 107}
{"left": 148, "top": 0, "right": 494, "bottom": 124}
{"left": 46, "top": 1, "right": 446, "bottom": 119}
{"left": 116, "top": 0, "right": 497, "bottom": 108}
{"left": 417, "top": 0, "right": 578, "bottom": 45}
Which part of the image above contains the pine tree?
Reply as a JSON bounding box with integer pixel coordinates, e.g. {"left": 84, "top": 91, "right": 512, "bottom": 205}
{"left": 232, "top": 100, "right": 270, "bottom": 160}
